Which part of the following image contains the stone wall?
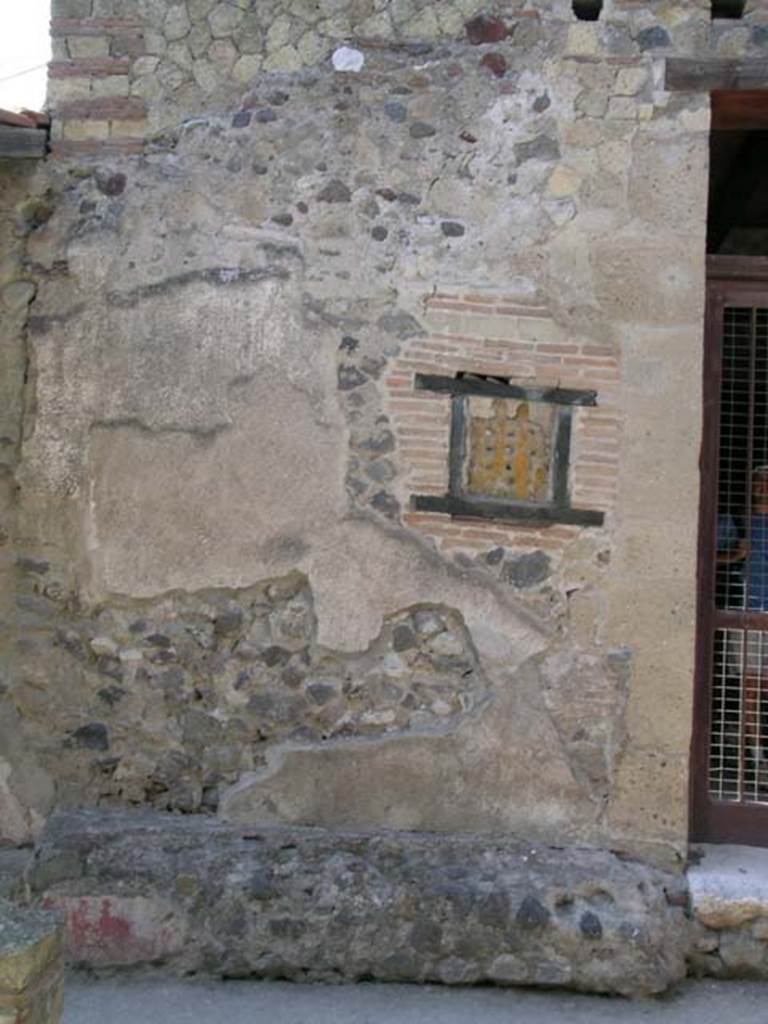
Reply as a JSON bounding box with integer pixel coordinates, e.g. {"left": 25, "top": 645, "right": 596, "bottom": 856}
{"left": 47, "top": 0, "right": 768, "bottom": 153}
{"left": 13, "top": 574, "right": 503, "bottom": 816}
{"left": 0, "top": 163, "right": 56, "bottom": 846}
{"left": 0, "top": 0, "right": 747, "bottom": 868}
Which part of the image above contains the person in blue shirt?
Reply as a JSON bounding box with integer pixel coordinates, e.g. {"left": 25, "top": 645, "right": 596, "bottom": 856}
{"left": 721, "top": 467, "right": 768, "bottom": 608}
{"left": 721, "top": 466, "right": 768, "bottom": 762}
{"left": 745, "top": 471, "right": 768, "bottom": 611}
{"left": 717, "top": 511, "right": 743, "bottom": 609}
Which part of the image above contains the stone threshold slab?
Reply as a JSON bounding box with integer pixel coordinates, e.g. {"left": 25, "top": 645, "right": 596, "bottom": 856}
{"left": 688, "top": 844, "right": 768, "bottom": 929}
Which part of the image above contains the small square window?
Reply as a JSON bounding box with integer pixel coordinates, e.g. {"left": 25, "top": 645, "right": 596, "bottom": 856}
{"left": 410, "top": 373, "right": 605, "bottom": 528}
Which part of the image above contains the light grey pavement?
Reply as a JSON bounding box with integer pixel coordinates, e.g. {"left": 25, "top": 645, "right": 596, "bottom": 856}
{"left": 63, "top": 975, "right": 768, "bottom": 1024}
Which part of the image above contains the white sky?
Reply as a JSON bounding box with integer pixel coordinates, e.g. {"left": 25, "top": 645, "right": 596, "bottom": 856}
{"left": 0, "top": 0, "right": 51, "bottom": 112}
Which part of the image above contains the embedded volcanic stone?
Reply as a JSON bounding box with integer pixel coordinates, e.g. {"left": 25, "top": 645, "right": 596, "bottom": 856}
{"left": 516, "top": 894, "right": 552, "bottom": 929}
{"left": 480, "top": 53, "right": 507, "bottom": 78}
{"left": 95, "top": 172, "right": 126, "bottom": 197}
{"left": 317, "top": 179, "right": 351, "bottom": 203}
{"left": 409, "top": 122, "right": 437, "bottom": 139}
{"left": 392, "top": 624, "right": 417, "bottom": 651}
{"left": 27, "top": 810, "right": 689, "bottom": 997}
{"left": 514, "top": 134, "right": 560, "bottom": 164}
{"left": 214, "top": 608, "right": 243, "bottom": 636}
{"left": 68, "top": 722, "right": 109, "bottom": 750}
{"left": 306, "top": 682, "right": 337, "bottom": 706}
{"left": 377, "top": 311, "right": 424, "bottom": 338}
{"left": 636, "top": 26, "right": 671, "bottom": 50}
{"left": 502, "top": 550, "right": 551, "bottom": 588}
{"left": 0, "top": 900, "right": 64, "bottom": 1023}
{"left": 338, "top": 365, "right": 367, "bottom": 390}
{"left": 465, "top": 14, "right": 507, "bottom": 45}
{"left": 580, "top": 910, "right": 603, "bottom": 939}
{"left": 370, "top": 491, "right": 399, "bottom": 518}
{"left": 383, "top": 102, "right": 407, "bottom": 123}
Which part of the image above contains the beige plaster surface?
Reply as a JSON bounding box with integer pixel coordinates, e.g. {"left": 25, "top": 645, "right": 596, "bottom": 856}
{"left": 220, "top": 661, "right": 602, "bottom": 842}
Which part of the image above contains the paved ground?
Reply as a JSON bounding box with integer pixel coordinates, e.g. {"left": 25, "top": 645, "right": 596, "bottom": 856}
{"left": 63, "top": 976, "right": 768, "bottom": 1024}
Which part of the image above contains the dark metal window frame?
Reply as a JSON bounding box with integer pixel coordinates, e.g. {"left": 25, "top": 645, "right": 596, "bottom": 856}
{"left": 410, "top": 373, "right": 605, "bottom": 528}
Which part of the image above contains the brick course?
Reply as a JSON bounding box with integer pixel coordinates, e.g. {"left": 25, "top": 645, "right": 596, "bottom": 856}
{"left": 50, "top": 48, "right": 147, "bottom": 154}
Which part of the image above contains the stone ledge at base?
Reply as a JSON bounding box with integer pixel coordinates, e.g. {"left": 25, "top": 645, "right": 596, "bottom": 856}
{"left": 0, "top": 899, "right": 64, "bottom": 1024}
{"left": 24, "top": 810, "right": 688, "bottom": 997}
{"left": 688, "top": 844, "right": 768, "bottom": 978}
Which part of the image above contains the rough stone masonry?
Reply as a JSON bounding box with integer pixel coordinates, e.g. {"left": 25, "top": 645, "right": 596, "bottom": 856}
{"left": 1, "top": 0, "right": 767, "bottom": 996}
{"left": 0, "top": 899, "right": 64, "bottom": 1024}
{"left": 25, "top": 809, "right": 690, "bottom": 997}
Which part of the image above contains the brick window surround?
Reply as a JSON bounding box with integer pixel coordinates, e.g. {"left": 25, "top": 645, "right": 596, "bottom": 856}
{"left": 410, "top": 372, "right": 605, "bottom": 528}
{"left": 384, "top": 292, "right": 621, "bottom": 558}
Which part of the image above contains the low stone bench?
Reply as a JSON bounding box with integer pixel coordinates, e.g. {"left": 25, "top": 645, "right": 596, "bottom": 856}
{"left": 24, "top": 809, "right": 690, "bottom": 997}
{"left": 0, "top": 900, "right": 64, "bottom": 1024}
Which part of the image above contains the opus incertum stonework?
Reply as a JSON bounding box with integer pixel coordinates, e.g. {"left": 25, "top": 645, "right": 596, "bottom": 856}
{"left": 2, "top": 0, "right": 768, "bottom": 997}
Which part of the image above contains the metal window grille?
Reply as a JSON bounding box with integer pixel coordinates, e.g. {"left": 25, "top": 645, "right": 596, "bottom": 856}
{"left": 709, "top": 306, "right": 768, "bottom": 804}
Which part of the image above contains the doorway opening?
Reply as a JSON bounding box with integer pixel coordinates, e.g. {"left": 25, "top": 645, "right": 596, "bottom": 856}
{"left": 692, "top": 92, "right": 768, "bottom": 844}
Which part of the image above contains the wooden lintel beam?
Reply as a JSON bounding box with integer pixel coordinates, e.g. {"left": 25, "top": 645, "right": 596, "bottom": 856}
{"left": 0, "top": 126, "right": 48, "bottom": 159}
{"left": 411, "top": 493, "right": 605, "bottom": 528}
{"left": 414, "top": 373, "right": 597, "bottom": 407}
{"left": 712, "top": 91, "right": 768, "bottom": 131}
{"left": 707, "top": 255, "right": 768, "bottom": 281}
{"left": 666, "top": 59, "right": 768, "bottom": 93}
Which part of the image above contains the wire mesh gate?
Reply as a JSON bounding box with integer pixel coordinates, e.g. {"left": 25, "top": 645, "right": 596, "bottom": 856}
{"left": 693, "top": 260, "right": 768, "bottom": 844}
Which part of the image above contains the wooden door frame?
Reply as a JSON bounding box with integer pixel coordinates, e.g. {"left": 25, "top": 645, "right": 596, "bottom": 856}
{"left": 690, "top": 256, "right": 768, "bottom": 844}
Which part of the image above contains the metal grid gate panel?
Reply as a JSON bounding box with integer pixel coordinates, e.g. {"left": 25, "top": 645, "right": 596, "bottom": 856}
{"left": 705, "top": 299, "right": 768, "bottom": 817}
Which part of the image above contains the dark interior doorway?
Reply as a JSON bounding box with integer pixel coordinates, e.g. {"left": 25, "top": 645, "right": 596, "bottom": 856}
{"left": 708, "top": 130, "right": 768, "bottom": 254}
{"left": 708, "top": 93, "right": 768, "bottom": 256}
{"left": 692, "top": 93, "right": 768, "bottom": 845}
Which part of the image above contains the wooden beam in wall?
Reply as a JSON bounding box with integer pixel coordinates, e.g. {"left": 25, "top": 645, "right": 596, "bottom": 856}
{"left": 666, "top": 59, "right": 768, "bottom": 92}
{"left": 712, "top": 90, "right": 768, "bottom": 130}
{"left": 0, "top": 126, "right": 47, "bottom": 159}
